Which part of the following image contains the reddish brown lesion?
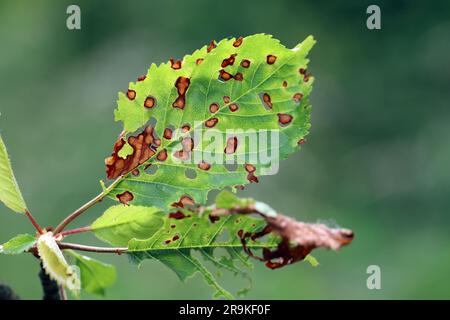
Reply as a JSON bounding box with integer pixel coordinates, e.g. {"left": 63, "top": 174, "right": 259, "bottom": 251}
{"left": 182, "top": 124, "right": 191, "bottom": 132}
{"left": 163, "top": 127, "right": 173, "bottom": 140}
{"left": 293, "top": 93, "right": 303, "bottom": 103}
{"left": 299, "top": 68, "right": 311, "bottom": 82}
{"left": 224, "top": 137, "right": 238, "bottom": 154}
{"left": 168, "top": 211, "right": 191, "bottom": 219}
{"left": 282, "top": 80, "right": 288, "bottom": 88}
{"left": 156, "top": 149, "right": 168, "bottom": 161}
{"left": 169, "top": 58, "right": 182, "bottom": 70}
{"left": 126, "top": 89, "right": 136, "bottom": 100}
{"left": 244, "top": 163, "right": 259, "bottom": 183}
{"left": 277, "top": 113, "right": 293, "bottom": 125}
{"left": 223, "top": 96, "right": 230, "bottom": 103}
{"left": 234, "top": 72, "right": 243, "bottom": 81}
{"left": 116, "top": 191, "right": 134, "bottom": 205}
{"left": 262, "top": 93, "right": 273, "bottom": 109}
{"left": 207, "top": 40, "right": 217, "bottom": 53}
{"left": 298, "top": 138, "right": 307, "bottom": 145}
{"left": 171, "top": 195, "right": 195, "bottom": 208}
{"left": 229, "top": 103, "right": 239, "bottom": 112}
{"left": 172, "top": 76, "right": 190, "bottom": 109}
{"left": 221, "top": 54, "right": 237, "bottom": 68}
{"left": 205, "top": 117, "right": 219, "bottom": 128}
{"left": 198, "top": 161, "right": 211, "bottom": 171}
{"left": 266, "top": 55, "right": 277, "bottom": 64}
{"left": 240, "top": 59, "right": 251, "bottom": 68}
{"left": 233, "top": 36, "right": 243, "bottom": 47}
{"left": 209, "top": 102, "right": 219, "bottom": 113}
{"left": 196, "top": 58, "right": 204, "bottom": 65}
{"left": 137, "top": 75, "right": 146, "bottom": 81}
{"left": 219, "top": 69, "right": 233, "bottom": 81}
{"left": 144, "top": 96, "right": 156, "bottom": 108}
{"left": 105, "top": 126, "right": 158, "bottom": 179}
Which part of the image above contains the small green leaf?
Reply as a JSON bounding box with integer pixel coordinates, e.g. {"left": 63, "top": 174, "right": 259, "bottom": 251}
{"left": 91, "top": 205, "right": 164, "bottom": 246}
{"left": 68, "top": 251, "right": 117, "bottom": 296}
{"left": 0, "top": 135, "right": 27, "bottom": 213}
{"left": 304, "top": 255, "right": 319, "bottom": 267}
{"left": 37, "top": 232, "right": 80, "bottom": 292}
{"left": 0, "top": 233, "right": 36, "bottom": 255}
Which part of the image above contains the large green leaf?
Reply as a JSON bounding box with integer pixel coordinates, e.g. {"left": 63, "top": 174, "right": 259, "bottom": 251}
{"left": 68, "top": 251, "right": 117, "bottom": 296}
{"left": 105, "top": 34, "right": 315, "bottom": 209}
{"left": 0, "top": 135, "right": 27, "bottom": 213}
{"left": 0, "top": 233, "right": 36, "bottom": 255}
{"left": 91, "top": 205, "right": 164, "bottom": 246}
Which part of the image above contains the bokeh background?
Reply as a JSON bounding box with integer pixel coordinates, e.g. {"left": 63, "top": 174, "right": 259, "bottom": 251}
{"left": 1, "top": 0, "right": 449, "bottom": 299}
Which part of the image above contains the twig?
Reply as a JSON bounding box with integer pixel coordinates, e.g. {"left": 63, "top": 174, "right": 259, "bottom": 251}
{"left": 25, "top": 209, "right": 44, "bottom": 234}
{"left": 58, "top": 226, "right": 92, "bottom": 238}
{"left": 59, "top": 242, "right": 127, "bottom": 254}
{"left": 59, "top": 285, "right": 67, "bottom": 300}
{"left": 53, "top": 176, "right": 122, "bottom": 234}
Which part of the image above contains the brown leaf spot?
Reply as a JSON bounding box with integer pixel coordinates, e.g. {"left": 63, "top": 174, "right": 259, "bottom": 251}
{"left": 219, "top": 69, "right": 233, "bottom": 81}
{"left": 224, "top": 137, "right": 238, "bottom": 154}
{"left": 229, "top": 103, "right": 239, "bottom": 112}
{"left": 144, "top": 96, "right": 156, "bottom": 108}
{"left": 168, "top": 211, "right": 188, "bottom": 219}
{"left": 171, "top": 195, "right": 195, "bottom": 208}
{"left": 163, "top": 128, "right": 173, "bottom": 140}
{"left": 234, "top": 72, "right": 243, "bottom": 81}
{"left": 170, "top": 224, "right": 176, "bottom": 228}
{"left": 221, "top": 54, "right": 237, "bottom": 68}
{"left": 207, "top": 40, "right": 216, "bottom": 53}
{"left": 164, "top": 239, "right": 171, "bottom": 244}
{"left": 245, "top": 163, "right": 256, "bottom": 173}
{"left": 126, "top": 89, "right": 136, "bottom": 100}
{"left": 277, "top": 113, "right": 293, "bottom": 125}
{"left": 299, "top": 68, "right": 306, "bottom": 75}
{"left": 137, "top": 75, "right": 146, "bottom": 81}
{"left": 172, "top": 235, "right": 180, "bottom": 241}
{"left": 293, "top": 93, "right": 303, "bottom": 103}
{"left": 116, "top": 191, "right": 134, "bottom": 205}
{"left": 169, "top": 58, "right": 182, "bottom": 70}
{"left": 172, "top": 76, "right": 190, "bottom": 109}
{"left": 196, "top": 58, "right": 204, "bottom": 65}
{"left": 182, "top": 137, "right": 194, "bottom": 152}
{"left": 298, "top": 138, "right": 307, "bottom": 145}
{"left": 205, "top": 117, "right": 219, "bottom": 128}
{"left": 209, "top": 102, "right": 219, "bottom": 113}
{"left": 235, "top": 185, "right": 245, "bottom": 190}
{"left": 282, "top": 80, "right": 288, "bottom": 87}
{"left": 198, "top": 161, "right": 211, "bottom": 171}
{"left": 245, "top": 163, "right": 259, "bottom": 183}
{"left": 223, "top": 96, "right": 230, "bottom": 103}
{"left": 182, "top": 124, "right": 191, "bottom": 132}
{"left": 156, "top": 149, "right": 168, "bottom": 161}
{"left": 131, "top": 169, "right": 140, "bottom": 176}
{"left": 233, "top": 36, "right": 243, "bottom": 47}
{"left": 266, "top": 55, "right": 277, "bottom": 65}
{"left": 105, "top": 126, "right": 157, "bottom": 179}
{"left": 209, "top": 214, "right": 220, "bottom": 223}
{"left": 262, "top": 93, "right": 273, "bottom": 109}
{"left": 240, "top": 59, "right": 251, "bottom": 68}
{"left": 174, "top": 149, "right": 189, "bottom": 161}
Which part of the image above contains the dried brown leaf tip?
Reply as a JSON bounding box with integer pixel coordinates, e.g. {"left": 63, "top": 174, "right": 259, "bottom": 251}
{"left": 207, "top": 40, "right": 216, "bottom": 53}
{"left": 233, "top": 36, "right": 243, "bottom": 47}
{"left": 172, "top": 76, "right": 190, "bottom": 109}
{"left": 105, "top": 126, "right": 157, "bottom": 179}
{"left": 170, "top": 58, "right": 182, "bottom": 70}
{"left": 116, "top": 191, "right": 134, "bottom": 205}
{"left": 266, "top": 54, "right": 277, "bottom": 65}
{"left": 245, "top": 216, "right": 354, "bottom": 269}
{"left": 211, "top": 205, "right": 354, "bottom": 270}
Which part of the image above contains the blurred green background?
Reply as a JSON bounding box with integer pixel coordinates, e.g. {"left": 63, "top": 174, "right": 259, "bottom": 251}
{"left": 1, "top": 0, "right": 449, "bottom": 299}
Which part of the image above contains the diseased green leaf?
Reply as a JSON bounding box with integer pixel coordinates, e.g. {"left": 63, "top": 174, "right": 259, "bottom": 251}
{"left": 126, "top": 206, "right": 278, "bottom": 299}
{"left": 104, "top": 34, "right": 315, "bottom": 210}
{"left": 67, "top": 250, "right": 117, "bottom": 296}
{"left": 0, "top": 233, "right": 36, "bottom": 255}
{"left": 0, "top": 135, "right": 27, "bottom": 213}
{"left": 91, "top": 205, "right": 164, "bottom": 247}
